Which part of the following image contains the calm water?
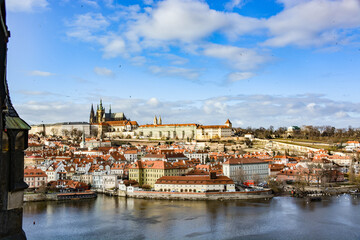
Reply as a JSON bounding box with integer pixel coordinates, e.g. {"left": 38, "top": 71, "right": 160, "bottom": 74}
{"left": 23, "top": 194, "right": 360, "bottom": 240}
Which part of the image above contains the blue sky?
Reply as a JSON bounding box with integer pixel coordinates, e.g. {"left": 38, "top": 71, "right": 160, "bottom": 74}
{"left": 5, "top": 0, "right": 360, "bottom": 128}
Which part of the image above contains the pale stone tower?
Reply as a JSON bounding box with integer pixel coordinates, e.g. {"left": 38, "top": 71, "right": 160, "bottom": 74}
{"left": 153, "top": 115, "right": 158, "bottom": 125}
{"left": 158, "top": 116, "right": 162, "bottom": 125}
{"left": 225, "top": 119, "right": 232, "bottom": 128}
{"left": 97, "top": 99, "right": 105, "bottom": 123}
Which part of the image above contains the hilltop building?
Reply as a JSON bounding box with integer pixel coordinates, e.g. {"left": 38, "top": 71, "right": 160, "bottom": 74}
{"left": 89, "top": 99, "right": 139, "bottom": 139}
{"left": 89, "top": 99, "right": 128, "bottom": 124}
{"left": 29, "top": 122, "right": 90, "bottom": 137}
{"left": 135, "top": 118, "right": 233, "bottom": 140}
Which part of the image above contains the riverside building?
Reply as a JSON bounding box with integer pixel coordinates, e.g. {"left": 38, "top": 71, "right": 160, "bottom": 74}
{"left": 223, "top": 158, "right": 270, "bottom": 183}
{"left": 154, "top": 173, "right": 235, "bottom": 193}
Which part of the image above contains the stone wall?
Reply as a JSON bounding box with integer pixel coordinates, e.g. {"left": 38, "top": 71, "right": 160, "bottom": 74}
{"left": 23, "top": 193, "right": 57, "bottom": 202}
{"left": 126, "top": 190, "right": 273, "bottom": 201}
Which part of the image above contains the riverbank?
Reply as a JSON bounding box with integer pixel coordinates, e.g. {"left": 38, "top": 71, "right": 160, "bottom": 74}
{"left": 23, "top": 191, "right": 97, "bottom": 202}
{"left": 96, "top": 189, "right": 273, "bottom": 201}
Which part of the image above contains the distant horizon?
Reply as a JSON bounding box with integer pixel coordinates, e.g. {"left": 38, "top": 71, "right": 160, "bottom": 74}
{"left": 6, "top": 0, "right": 360, "bottom": 128}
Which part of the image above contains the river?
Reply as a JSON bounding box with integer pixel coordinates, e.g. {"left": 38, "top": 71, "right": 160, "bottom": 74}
{"left": 23, "top": 194, "right": 360, "bottom": 240}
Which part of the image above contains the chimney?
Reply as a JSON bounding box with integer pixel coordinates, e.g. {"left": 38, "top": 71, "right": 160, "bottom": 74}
{"left": 210, "top": 172, "right": 217, "bottom": 179}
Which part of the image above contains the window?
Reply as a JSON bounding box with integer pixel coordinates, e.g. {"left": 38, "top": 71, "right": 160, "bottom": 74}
{"left": 2, "top": 131, "right": 9, "bottom": 153}
{"left": 15, "top": 131, "right": 25, "bottom": 150}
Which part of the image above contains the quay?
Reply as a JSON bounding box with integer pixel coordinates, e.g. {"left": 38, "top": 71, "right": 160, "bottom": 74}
{"left": 99, "top": 189, "right": 273, "bottom": 201}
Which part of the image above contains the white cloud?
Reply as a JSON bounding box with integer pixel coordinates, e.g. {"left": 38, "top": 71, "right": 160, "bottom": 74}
{"left": 227, "top": 72, "right": 255, "bottom": 82}
{"left": 147, "top": 97, "right": 160, "bottom": 107}
{"left": 81, "top": 0, "right": 99, "bottom": 8}
{"left": 335, "top": 111, "right": 348, "bottom": 118}
{"left": 264, "top": 0, "right": 360, "bottom": 47}
{"left": 15, "top": 94, "right": 360, "bottom": 127}
{"left": 225, "top": 0, "right": 245, "bottom": 11}
{"left": 7, "top": 0, "right": 48, "bottom": 12}
{"left": 202, "top": 44, "right": 269, "bottom": 71}
{"left": 149, "top": 65, "right": 200, "bottom": 80}
{"left": 18, "top": 90, "right": 53, "bottom": 96}
{"left": 126, "top": 0, "right": 263, "bottom": 44}
{"left": 144, "top": 0, "right": 153, "bottom": 5}
{"left": 29, "top": 70, "right": 55, "bottom": 77}
{"left": 66, "top": 13, "right": 110, "bottom": 41}
{"left": 203, "top": 98, "right": 227, "bottom": 114}
{"left": 94, "top": 67, "right": 114, "bottom": 77}
{"left": 100, "top": 36, "right": 127, "bottom": 58}
{"left": 63, "top": 0, "right": 360, "bottom": 85}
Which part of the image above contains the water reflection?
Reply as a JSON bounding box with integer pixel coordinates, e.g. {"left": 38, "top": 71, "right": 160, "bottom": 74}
{"left": 23, "top": 195, "right": 360, "bottom": 240}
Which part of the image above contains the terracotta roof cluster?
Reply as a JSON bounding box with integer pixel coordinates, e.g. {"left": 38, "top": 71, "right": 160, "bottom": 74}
{"left": 139, "top": 123, "right": 198, "bottom": 128}
{"left": 24, "top": 168, "right": 47, "bottom": 177}
{"left": 223, "top": 157, "right": 268, "bottom": 165}
{"left": 197, "top": 125, "right": 230, "bottom": 129}
{"left": 155, "top": 175, "right": 234, "bottom": 185}
{"left": 130, "top": 160, "right": 188, "bottom": 170}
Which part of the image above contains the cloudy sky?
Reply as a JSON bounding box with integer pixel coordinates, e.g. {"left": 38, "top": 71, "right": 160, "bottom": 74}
{"left": 6, "top": 0, "right": 360, "bottom": 128}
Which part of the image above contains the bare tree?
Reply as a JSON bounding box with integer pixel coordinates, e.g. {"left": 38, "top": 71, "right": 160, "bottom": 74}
{"left": 252, "top": 173, "right": 261, "bottom": 185}
{"left": 234, "top": 168, "right": 246, "bottom": 184}
{"left": 62, "top": 129, "right": 69, "bottom": 137}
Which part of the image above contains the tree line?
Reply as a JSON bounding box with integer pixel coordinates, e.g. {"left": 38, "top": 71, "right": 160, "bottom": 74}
{"left": 234, "top": 125, "right": 360, "bottom": 143}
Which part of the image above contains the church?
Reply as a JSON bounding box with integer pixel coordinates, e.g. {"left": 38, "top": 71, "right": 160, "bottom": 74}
{"left": 89, "top": 99, "right": 128, "bottom": 124}
{"left": 89, "top": 100, "right": 139, "bottom": 138}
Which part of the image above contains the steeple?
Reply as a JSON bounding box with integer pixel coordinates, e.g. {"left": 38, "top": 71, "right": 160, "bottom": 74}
{"left": 153, "top": 115, "right": 158, "bottom": 125}
{"left": 109, "top": 104, "right": 111, "bottom": 115}
{"left": 90, "top": 104, "right": 95, "bottom": 123}
{"left": 99, "top": 99, "right": 103, "bottom": 110}
{"left": 158, "top": 116, "right": 162, "bottom": 125}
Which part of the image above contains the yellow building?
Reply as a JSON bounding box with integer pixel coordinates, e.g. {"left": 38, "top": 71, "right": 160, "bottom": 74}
{"left": 129, "top": 160, "right": 189, "bottom": 187}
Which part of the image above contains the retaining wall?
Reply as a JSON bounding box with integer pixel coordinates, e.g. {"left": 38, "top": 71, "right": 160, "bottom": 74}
{"left": 126, "top": 190, "right": 273, "bottom": 201}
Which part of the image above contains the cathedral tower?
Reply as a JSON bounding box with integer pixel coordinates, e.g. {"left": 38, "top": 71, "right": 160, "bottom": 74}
{"left": 89, "top": 104, "right": 95, "bottom": 124}
{"left": 97, "top": 99, "right": 105, "bottom": 123}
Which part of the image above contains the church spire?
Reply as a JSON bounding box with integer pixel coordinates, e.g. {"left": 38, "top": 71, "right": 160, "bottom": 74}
{"left": 90, "top": 104, "right": 95, "bottom": 124}
{"left": 153, "top": 115, "right": 158, "bottom": 125}
{"left": 158, "top": 116, "right": 162, "bottom": 125}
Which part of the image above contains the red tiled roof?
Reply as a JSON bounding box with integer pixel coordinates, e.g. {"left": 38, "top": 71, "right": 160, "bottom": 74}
{"left": 223, "top": 157, "right": 268, "bottom": 165}
{"left": 155, "top": 175, "right": 234, "bottom": 185}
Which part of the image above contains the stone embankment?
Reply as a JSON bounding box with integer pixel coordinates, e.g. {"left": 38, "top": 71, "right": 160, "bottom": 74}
{"left": 24, "top": 192, "right": 97, "bottom": 202}
{"left": 23, "top": 193, "right": 57, "bottom": 202}
{"left": 290, "top": 185, "right": 359, "bottom": 198}
{"left": 107, "top": 190, "right": 274, "bottom": 201}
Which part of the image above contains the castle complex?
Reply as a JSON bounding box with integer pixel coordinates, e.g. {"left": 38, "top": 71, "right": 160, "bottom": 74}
{"left": 89, "top": 99, "right": 139, "bottom": 139}
{"left": 89, "top": 99, "right": 128, "bottom": 124}
{"left": 30, "top": 100, "right": 234, "bottom": 140}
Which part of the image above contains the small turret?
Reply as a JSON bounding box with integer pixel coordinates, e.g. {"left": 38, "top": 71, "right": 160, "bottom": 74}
{"left": 158, "top": 116, "right": 162, "bottom": 125}
{"left": 153, "top": 115, "right": 158, "bottom": 125}
{"left": 225, "top": 119, "right": 232, "bottom": 128}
